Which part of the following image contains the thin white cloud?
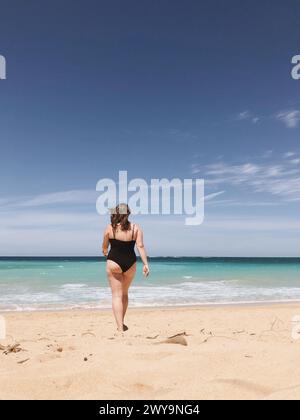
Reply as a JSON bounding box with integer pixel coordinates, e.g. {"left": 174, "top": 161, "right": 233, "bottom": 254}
{"left": 203, "top": 215, "right": 300, "bottom": 231}
{"left": 0, "top": 211, "right": 99, "bottom": 229}
{"left": 21, "top": 190, "right": 97, "bottom": 207}
{"left": 193, "top": 154, "right": 300, "bottom": 201}
{"left": 238, "top": 110, "right": 252, "bottom": 120}
{"left": 276, "top": 110, "right": 300, "bottom": 128}
{"left": 235, "top": 108, "right": 300, "bottom": 129}
{"left": 204, "top": 191, "right": 225, "bottom": 201}
{"left": 206, "top": 199, "right": 286, "bottom": 207}
{"left": 284, "top": 151, "right": 296, "bottom": 158}
{"left": 1, "top": 179, "right": 226, "bottom": 213}
{"left": 237, "top": 110, "right": 260, "bottom": 124}
{"left": 290, "top": 159, "right": 300, "bottom": 165}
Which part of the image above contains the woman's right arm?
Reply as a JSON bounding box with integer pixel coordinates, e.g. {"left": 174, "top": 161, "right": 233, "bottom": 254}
{"left": 136, "top": 226, "right": 150, "bottom": 277}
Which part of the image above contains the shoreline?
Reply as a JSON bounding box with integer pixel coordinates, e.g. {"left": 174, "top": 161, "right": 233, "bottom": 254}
{"left": 1, "top": 299, "right": 300, "bottom": 315}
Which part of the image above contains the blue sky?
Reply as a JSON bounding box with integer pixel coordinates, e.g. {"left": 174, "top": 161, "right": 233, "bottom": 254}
{"left": 0, "top": 0, "right": 300, "bottom": 256}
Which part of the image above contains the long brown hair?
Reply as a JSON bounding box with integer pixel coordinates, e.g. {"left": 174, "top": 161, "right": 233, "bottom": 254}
{"left": 110, "top": 203, "right": 131, "bottom": 232}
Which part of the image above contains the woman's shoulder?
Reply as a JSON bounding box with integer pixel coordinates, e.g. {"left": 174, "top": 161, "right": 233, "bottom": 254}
{"left": 132, "top": 222, "right": 142, "bottom": 232}
{"left": 105, "top": 224, "right": 112, "bottom": 233}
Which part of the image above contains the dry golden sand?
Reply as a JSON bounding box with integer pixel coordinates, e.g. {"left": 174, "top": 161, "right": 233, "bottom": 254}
{"left": 1, "top": 304, "right": 300, "bottom": 400}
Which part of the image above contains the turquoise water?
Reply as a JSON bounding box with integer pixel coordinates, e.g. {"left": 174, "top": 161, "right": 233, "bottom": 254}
{"left": 1, "top": 257, "right": 300, "bottom": 311}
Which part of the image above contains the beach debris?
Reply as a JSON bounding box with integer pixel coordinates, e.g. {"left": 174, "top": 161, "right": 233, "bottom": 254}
{"left": 156, "top": 332, "right": 188, "bottom": 346}
{"left": 0, "top": 343, "right": 24, "bottom": 355}
{"left": 165, "top": 335, "right": 188, "bottom": 346}
{"left": 57, "top": 347, "right": 63, "bottom": 353}
{"left": 17, "top": 358, "right": 30, "bottom": 364}
{"left": 200, "top": 334, "right": 237, "bottom": 344}
{"left": 168, "top": 332, "right": 188, "bottom": 339}
{"left": 146, "top": 334, "right": 159, "bottom": 340}
{"left": 83, "top": 354, "right": 93, "bottom": 360}
{"left": 259, "top": 317, "right": 289, "bottom": 342}
{"left": 233, "top": 330, "right": 245, "bottom": 335}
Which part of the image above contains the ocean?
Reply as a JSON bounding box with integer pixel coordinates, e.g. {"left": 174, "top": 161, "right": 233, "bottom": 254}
{"left": 1, "top": 257, "right": 300, "bottom": 311}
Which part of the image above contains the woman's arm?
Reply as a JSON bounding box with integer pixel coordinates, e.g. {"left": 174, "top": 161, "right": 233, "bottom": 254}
{"left": 102, "top": 225, "right": 110, "bottom": 256}
{"left": 136, "top": 226, "right": 150, "bottom": 277}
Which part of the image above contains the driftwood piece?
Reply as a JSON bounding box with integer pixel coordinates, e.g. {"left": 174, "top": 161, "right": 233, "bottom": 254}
{"left": 17, "top": 358, "right": 30, "bottom": 364}
{"left": 167, "top": 332, "right": 188, "bottom": 339}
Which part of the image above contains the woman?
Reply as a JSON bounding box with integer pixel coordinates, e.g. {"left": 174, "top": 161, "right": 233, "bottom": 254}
{"left": 102, "top": 203, "right": 150, "bottom": 333}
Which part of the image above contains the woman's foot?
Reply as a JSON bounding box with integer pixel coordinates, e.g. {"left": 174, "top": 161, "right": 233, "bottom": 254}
{"left": 123, "top": 324, "right": 129, "bottom": 332}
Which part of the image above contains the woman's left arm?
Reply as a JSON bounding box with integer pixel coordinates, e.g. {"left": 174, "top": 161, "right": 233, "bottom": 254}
{"left": 102, "top": 225, "right": 110, "bottom": 256}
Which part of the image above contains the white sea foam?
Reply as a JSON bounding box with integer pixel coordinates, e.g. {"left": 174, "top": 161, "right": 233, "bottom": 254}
{"left": 2, "top": 263, "right": 300, "bottom": 311}
{"left": 61, "top": 283, "right": 88, "bottom": 289}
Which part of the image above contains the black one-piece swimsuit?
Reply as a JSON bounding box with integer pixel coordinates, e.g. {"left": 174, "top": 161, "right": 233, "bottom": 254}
{"left": 107, "top": 224, "right": 137, "bottom": 272}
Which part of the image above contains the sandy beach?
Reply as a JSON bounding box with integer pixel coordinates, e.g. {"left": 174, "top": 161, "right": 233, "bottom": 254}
{"left": 1, "top": 303, "right": 300, "bottom": 400}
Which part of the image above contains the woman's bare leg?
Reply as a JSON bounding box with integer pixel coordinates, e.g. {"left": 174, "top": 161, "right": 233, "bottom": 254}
{"left": 122, "top": 263, "right": 137, "bottom": 324}
{"left": 106, "top": 261, "right": 124, "bottom": 331}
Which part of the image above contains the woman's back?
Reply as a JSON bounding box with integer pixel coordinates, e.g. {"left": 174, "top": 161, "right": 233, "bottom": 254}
{"left": 108, "top": 223, "right": 137, "bottom": 242}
